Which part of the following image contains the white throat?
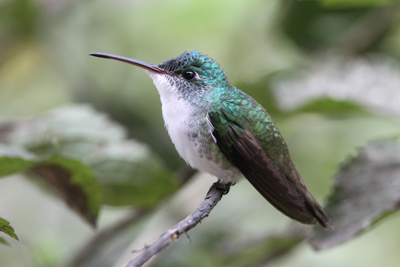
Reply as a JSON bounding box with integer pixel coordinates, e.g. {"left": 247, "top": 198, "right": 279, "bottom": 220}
{"left": 148, "top": 73, "right": 196, "bottom": 161}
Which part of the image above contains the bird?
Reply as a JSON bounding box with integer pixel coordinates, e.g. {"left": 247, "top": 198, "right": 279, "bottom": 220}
{"left": 90, "top": 50, "right": 331, "bottom": 228}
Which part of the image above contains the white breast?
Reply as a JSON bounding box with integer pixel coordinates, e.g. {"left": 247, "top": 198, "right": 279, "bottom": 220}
{"left": 148, "top": 73, "right": 242, "bottom": 183}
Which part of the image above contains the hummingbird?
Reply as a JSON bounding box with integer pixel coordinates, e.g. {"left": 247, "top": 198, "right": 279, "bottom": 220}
{"left": 90, "top": 50, "right": 331, "bottom": 228}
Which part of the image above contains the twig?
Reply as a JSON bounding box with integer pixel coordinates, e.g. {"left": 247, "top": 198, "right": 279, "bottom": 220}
{"left": 124, "top": 181, "right": 230, "bottom": 267}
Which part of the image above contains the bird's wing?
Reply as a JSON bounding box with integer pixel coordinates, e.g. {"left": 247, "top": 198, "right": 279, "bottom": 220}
{"left": 208, "top": 108, "right": 330, "bottom": 227}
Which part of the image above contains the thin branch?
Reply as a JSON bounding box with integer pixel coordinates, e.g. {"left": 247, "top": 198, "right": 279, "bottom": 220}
{"left": 124, "top": 182, "right": 230, "bottom": 267}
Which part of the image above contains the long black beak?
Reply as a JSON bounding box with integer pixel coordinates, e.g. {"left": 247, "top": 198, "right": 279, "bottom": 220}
{"left": 89, "top": 53, "right": 170, "bottom": 74}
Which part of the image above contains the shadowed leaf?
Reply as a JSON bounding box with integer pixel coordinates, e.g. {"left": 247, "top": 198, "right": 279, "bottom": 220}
{"left": 94, "top": 154, "right": 179, "bottom": 207}
{"left": 28, "top": 157, "right": 101, "bottom": 227}
{"left": 1, "top": 105, "right": 179, "bottom": 208}
{"left": 0, "top": 143, "right": 101, "bottom": 227}
{"left": 309, "top": 138, "right": 400, "bottom": 250}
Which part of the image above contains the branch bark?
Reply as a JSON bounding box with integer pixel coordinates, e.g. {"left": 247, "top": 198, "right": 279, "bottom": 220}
{"left": 124, "top": 182, "right": 230, "bottom": 267}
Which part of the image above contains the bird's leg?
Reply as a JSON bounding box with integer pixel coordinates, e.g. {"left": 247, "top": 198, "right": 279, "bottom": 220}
{"left": 206, "top": 179, "right": 234, "bottom": 197}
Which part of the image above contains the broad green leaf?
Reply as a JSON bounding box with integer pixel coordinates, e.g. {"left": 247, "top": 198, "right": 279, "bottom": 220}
{"left": 309, "top": 138, "right": 400, "bottom": 250}
{"left": 0, "top": 144, "right": 36, "bottom": 177}
{"left": 28, "top": 157, "right": 101, "bottom": 227}
{"left": 3, "top": 105, "right": 179, "bottom": 207}
{"left": 94, "top": 155, "right": 179, "bottom": 207}
{"left": 0, "top": 217, "right": 18, "bottom": 243}
{"left": 0, "top": 143, "right": 101, "bottom": 226}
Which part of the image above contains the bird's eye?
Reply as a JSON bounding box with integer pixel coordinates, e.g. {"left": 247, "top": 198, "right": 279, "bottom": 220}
{"left": 182, "top": 70, "right": 196, "bottom": 80}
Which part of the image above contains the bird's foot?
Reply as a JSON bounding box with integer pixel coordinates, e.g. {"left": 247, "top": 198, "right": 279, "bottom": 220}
{"left": 207, "top": 180, "right": 233, "bottom": 196}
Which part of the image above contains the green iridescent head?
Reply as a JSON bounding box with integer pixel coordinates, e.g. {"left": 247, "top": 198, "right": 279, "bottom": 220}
{"left": 89, "top": 50, "right": 232, "bottom": 104}
{"left": 158, "top": 51, "right": 229, "bottom": 88}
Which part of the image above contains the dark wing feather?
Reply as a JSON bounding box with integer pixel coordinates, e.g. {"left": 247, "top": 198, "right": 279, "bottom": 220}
{"left": 209, "top": 111, "right": 331, "bottom": 228}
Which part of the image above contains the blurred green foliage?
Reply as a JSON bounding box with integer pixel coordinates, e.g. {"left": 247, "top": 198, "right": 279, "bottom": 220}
{"left": 1, "top": 0, "right": 400, "bottom": 267}
{"left": 282, "top": 1, "right": 370, "bottom": 52}
{"left": 0, "top": 217, "right": 19, "bottom": 245}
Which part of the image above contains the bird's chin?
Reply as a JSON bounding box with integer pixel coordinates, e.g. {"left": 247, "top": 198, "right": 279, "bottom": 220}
{"left": 145, "top": 70, "right": 156, "bottom": 78}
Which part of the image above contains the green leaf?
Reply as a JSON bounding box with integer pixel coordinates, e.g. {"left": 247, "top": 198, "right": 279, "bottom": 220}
{"left": 28, "top": 157, "right": 101, "bottom": 227}
{"left": 0, "top": 144, "right": 36, "bottom": 177}
{"left": 0, "top": 143, "right": 101, "bottom": 227}
{"left": 3, "top": 105, "right": 179, "bottom": 208}
{"left": 94, "top": 155, "right": 179, "bottom": 207}
{"left": 309, "top": 138, "right": 400, "bottom": 250}
{"left": 0, "top": 217, "right": 19, "bottom": 244}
